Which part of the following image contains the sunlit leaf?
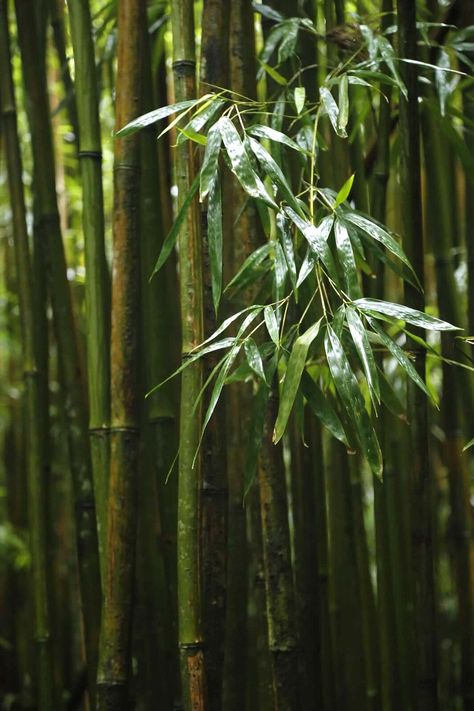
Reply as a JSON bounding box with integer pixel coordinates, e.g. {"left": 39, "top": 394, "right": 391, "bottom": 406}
{"left": 244, "top": 338, "right": 267, "bottom": 382}
{"left": 248, "top": 124, "right": 302, "bottom": 152}
{"left": 117, "top": 97, "right": 207, "bottom": 137}
{"left": 208, "top": 173, "right": 223, "bottom": 313}
{"left": 334, "top": 219, "right": 361, "bottom": 298}
{"left": 219, "top": 117, "right": 261, "bottom": 199}
{"left": 200, "top": 123, "right": 222, "bottom": 200}
{"left": 264, "top": 305, "right": 280, "bottom": 345}
{"left": 285, "top": 208, "right": 337, "bottom": 280}
{"left": 354, "top": 298, "right": 458, "bottom": 331}
{"left": 294, "top": 86, "right": 306, "bottom": 115}
{"left": 335, "top": 173, "right": 355, "bottom": 208}
{"left": 320, "top": 86, "right": 346, "bottom": 138}
{"left": 346, "top": 307, "right": 380, "bottom": 404}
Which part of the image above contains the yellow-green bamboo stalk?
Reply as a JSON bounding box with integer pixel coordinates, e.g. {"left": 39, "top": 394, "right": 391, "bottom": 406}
{"left": 14, "top": 0, "right": 102, "bottom": 698}
{"left": 96, "top": 0, "right": 144, "bottom": 708}
{"left": 0, "top": 3, "right": 55, "bottom": 705}
{"left": 171, "top": 0, "right": 207, "bottom": 707}
{"left": 65, "top": 0, "right": 111, "bottom": 581}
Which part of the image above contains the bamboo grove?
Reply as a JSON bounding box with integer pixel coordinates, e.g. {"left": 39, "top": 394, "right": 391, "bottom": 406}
{"left": 1, "top": 0, "right": 474, "bottom": 709}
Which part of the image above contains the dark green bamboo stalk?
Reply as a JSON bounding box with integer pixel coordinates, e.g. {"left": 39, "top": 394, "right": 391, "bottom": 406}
{"left": 0, "top": 3, "right": 55, "bottom": 706}
{"left": 397, "top": 2, "right": 438, "bottom": 708}
{"left": 420, "top": 106, "right": 474, "bottom": 711}
{"left": 198, "top": 4, "right": 230, "bottom": 707}
{"left": 50, "top": 0, "right": 79, "bottom": 141}
{"left": 134, "top": 13, "right": 178, "bottom": 708}
{"left": 171, "top": 1, "right": 207, "bottom": 707}
{"left": 96, "top": 1, "right": 144, "bottom": 708}
{"left": 65, "top": 0, "right": 111, "bottom": 580}
{"left": 14, "top": 0, "right": 101, "bottom": 697}
{"left": 462, "top": 0, "right": 474, "bottom": 337}
{"left": 258, "top": 384, "right": 299, "bottom": 711}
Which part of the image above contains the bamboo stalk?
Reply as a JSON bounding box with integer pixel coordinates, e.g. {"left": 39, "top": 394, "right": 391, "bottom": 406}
{"left": 14, "top": 0, "right": 102, "bottom": 699}
{"left": 96, "top": 0, "right": 144, "bottom": 708}
{"left": 171, "top": 0, "right": 207, "bottom": 707}
{"left": 65, "top": 0, "right": 111, "bottom": 582}
{"left": 258, "top": 384, "right": 299, "bottom": 711}
{"left": 198, "top": 4, "right": 230, "bottom": 707}
{"left": 50, "top": 0, "right": 79, "bottom": 142}
{"left": 396, "top": 2, "right": 438, "bottom": 708}
{"left": 0, "top": 3, "right": 55, "bottom": 705}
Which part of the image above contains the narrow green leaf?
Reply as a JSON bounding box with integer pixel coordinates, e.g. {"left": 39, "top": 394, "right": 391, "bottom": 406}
{"left": 294, "top": 86, "right": 306, "bottom": 115}
{"left": 296, "top": 249, "right": 315, "bottom": 288}
{"left": 252, "top": 2, "right": 284, "bottom": 21}
{"left": 177, "top": 97, "right": 227, "bottom": 145}
{"left": 346, "top": 307, "right": 380, "bottom": 404}
{"left": 200, "top": 123, "right": 222, "bottom": 200}
{"left": 225, "top": 243, "right": 272, "bottom": 292}
{"left": 355, "top": 298, "right": 458, "bottom": 331}
{"left": 151, "top": 173, "right": 200, "bottom": 277}
{"left": 117, "top": 98, "right": 201, "bottom": 137}
{"left": 369, "top": 320, "right": 432, "bottom": 400}
{"left": 273, "top": 319, "right": 322, "bottom": 442}
{"left": 462, "top": 437, "right": 474, "bottom": 453}
{"left": 335, "top": 173, "right": 355, "bottom": 208}
{"left": 194, "top": 305, "right": 263, "bottom": 351}
{"left": 219, "top": 117, "right": 261, "bottom": 199}
{"left": 334, "top": 219, "right": 361, "bottom": 298}
{"left": 264, "top": 305, "right": 280, "bottom": 345}
{"left": 249, "top": 137, "right": 299, "bottom": 211}
{"left": 244, "top": 338, "right": 266, "bottom": 382}
{"left": 338, "top": 74, "right": 349, "bottom": 134}
{"left": 248, "top": 125, "right": 302, "bottom": 153}
{"left": 285, "top": 208, "right": 337, "bottom": 280}
{"left": 301, "top": 371, "right": 348, "bottom": 445}
{"left": 320, "top": 86, "right": 346, "bottom": 138}
{"left": 208, "top": 174, "right": 223, "bottom": 313}
{"left": 177, "top": 127, "right": 207, "bottom": 145}
{"left": 276, "top": 212, "right": 297, "bottom": 289}
{"left": 343, "top": 211, "right": 413, "bottom": 271}
{"left": 278, "top": 19, "right": 299, "bottom": 63}
{"left": 325, "top": 326, "right": 383, "bottom": 477}
{"left": 258, "top": 60, "right": 288, "bottom": 86}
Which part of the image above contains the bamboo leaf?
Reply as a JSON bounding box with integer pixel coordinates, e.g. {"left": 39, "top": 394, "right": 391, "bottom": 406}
{"left": 273, "top": 319, "right": 322, "bottom": 442}
{"left": 116, "top": 97, "right": 205, "bottom": 137}
{"left": 225, "top": 243, "right": 272, "bottom": 292}
{"left": 200, "top": 122, "right": 222, "bottom": 201}
{"left": 325, "top": 326, "right": 383, "bottom": 477}
{"left": 462, "top": 437, "right": 474, "bottom": 453}
{"left": 264, "top": 305, "right": 280, "bottom": 345}
{"left": 296, "top": 249, "right": 315, "bottom": 288}
{"left": 151, "top": 173, "right": 200, "bottom": 277}
{"left": 248, "top": 137, "right": 299, "bottom": 212}
{"left": 338, "top": 74, "right": 349, "bottom": 134}
{"left": 247, "top": 125, "right": 302, "bottom": 152}
{"left": 294, "top": 86, "right": 306, "bottom": 115}
{"left": 320, "top": 86, "right": 346, "bottom": 138}
{"left": 177, "top": 97, "right": 227, "bottom": 144}
{"left": 301, "top": 371, "right": 348, "bottom": 444}
{"left": 354, "top": 298, "right": 458, "bottom": 331}
{"left": 252, "top": 3, "right": 284, "bottom": 22}
{"left": 244, "top": 338, "right": 266, "bottom": 382}
{"left": 335, "top": 173, "right": 355, "bottom": 208}
{"left": 258, "top": 60, "right": 288, "bottom": 86}
{"left": 285, "top": 208, "right": 337, "bottom": 280}
{"left": 219, "top": 116, "right": 261, "bottom": 199}
{"left": 342, "top": 211, "right": 413, "bottom": 271}
{"left": 334, "top": 219, "right": 361, "bottom": 298}
{"left": 346, "top": 307, "right": 380, "bottom": 404}
{"left": 208, "top": 174, "right": 223, "bottom": 313}
{"left": 369, "top": 320, "right": 433, "bottom": 400}
{"left": 276, "top": 212, "right": 297, "bottom": 289}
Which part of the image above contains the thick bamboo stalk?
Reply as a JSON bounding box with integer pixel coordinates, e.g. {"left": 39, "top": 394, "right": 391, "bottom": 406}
{"left": 65, "top": 0, "right": 111, "bottom": 581}
{"left": 396, "top": 2, "right": 438, "bottom": 708}
{"left": 0, "top": 3, "right": 55, "bottom": 706}
{"left": 14, "top": 0, "right": 101, "bottom": 698}
{"left": 171, "top": 0, "right": 207, "bottom": 707}
{"left": 96, "top": 0, "right": 143, "bottom": 708}
{"left": 50, "top": 0, "right": 79, "bottom": 142}
{"left": 258, "top": 384, "right": 299, "bottom": 711}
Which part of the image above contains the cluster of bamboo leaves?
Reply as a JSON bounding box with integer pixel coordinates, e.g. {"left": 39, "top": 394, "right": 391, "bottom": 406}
{"left": 118, "top": 6, "right": 465, "bottom": 482}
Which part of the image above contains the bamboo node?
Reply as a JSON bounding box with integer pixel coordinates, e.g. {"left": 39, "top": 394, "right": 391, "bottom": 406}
{"left": 78, "top": 150, "right": 102, "bottom": 160}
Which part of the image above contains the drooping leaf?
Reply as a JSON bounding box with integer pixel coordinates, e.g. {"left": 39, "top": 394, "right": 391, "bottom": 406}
{"left": 337, "top": 74, "right": 349, "bottom": 134}
{"left": 273, "top": 319, "right": 322, "bottom": 442}
{"left": 177, "top": 97, "right": 227, "bottom": 145}
{"left": 278, "top": 19, "right": 299, "bottom": 63}
{"left": 151, "top": 172, "right": 200, "bottom": 277}
{"left": 369, "top": 319, "right": 433, "bottom": 400}
{"left": 276, "top": 212, "right": 297, "bottom": 289}
{"left": 225, "top": 243, "right": 272, "bottom": 292}
{"left": 219, "top": 117, "right": 261, "bottom": 199}
{"left": 294, "top": 86, "right": 306, "bottom": 115}
{"left": 354, "top": 298, "right": 458, "bottom": 331}
{"left": 208, "top": 173, "right": 223, "bottom": 313}
{"left": 334, "top": 219, "right": 361, "bottom": 298}
{"left": 320, "top": 86, "right": 347, "bottom": 138}
{"left": 259, "top": 60, "right": 288, "bottom": 86}
{"left": 296, "top": 248, "right": 315, "bottom": 288}
{"left": 252, "top": 2, "right": 285, "bottom": 23}
{"left": 301, "top": 370, "right": 348, "bottom": 445}
{"left": 342, "top": 211, "right": 413, "bottom": 271}
{"left": 285, "top": 208, "right": 337, "bottom": 280}
{"left": 346, "top": 307, "right": 380, "bottom": 404}
{"left": 200, "top": 122, "right": 222, "bottom": 200}
{"left": 244, "top": 338, "right": 266, "bottom": 382}
{"left": 264, "top": 305, "right": 280, "bottom": 345}
{"left": 249, "top": 137, "right": 300, "bottom": 212}
{"left": 324, "top": 326, "right": 383, "bottom": 477}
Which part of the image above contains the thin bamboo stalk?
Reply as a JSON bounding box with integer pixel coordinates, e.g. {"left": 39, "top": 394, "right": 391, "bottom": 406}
{"left": 96, "top": 0, "right": 144, "bottom": 708}
{"left": 50, "top": 0, "right": 79, "bottom": 142}
{"left": 462, "top": 0, "right": 474, "bottom": 336}
{"left": 171, "top": 0, "right": 207, "bottom": 706}
{"left": 65, "top": 0, "right": 111, "bottom": 582}
{"left": 0, "top": 3, "right": 55, "bottom": 705}
{"left": 199, "top": 4, "right": 230, "bottom": 707}
{"left": 396, "top": 2, "right": 438, "bottom": 708}
{"left": 14, "top": 0, "right": 102, "bottom": 700}
{"left": 258, "top": 384, "right": 299, "bottom": 711}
